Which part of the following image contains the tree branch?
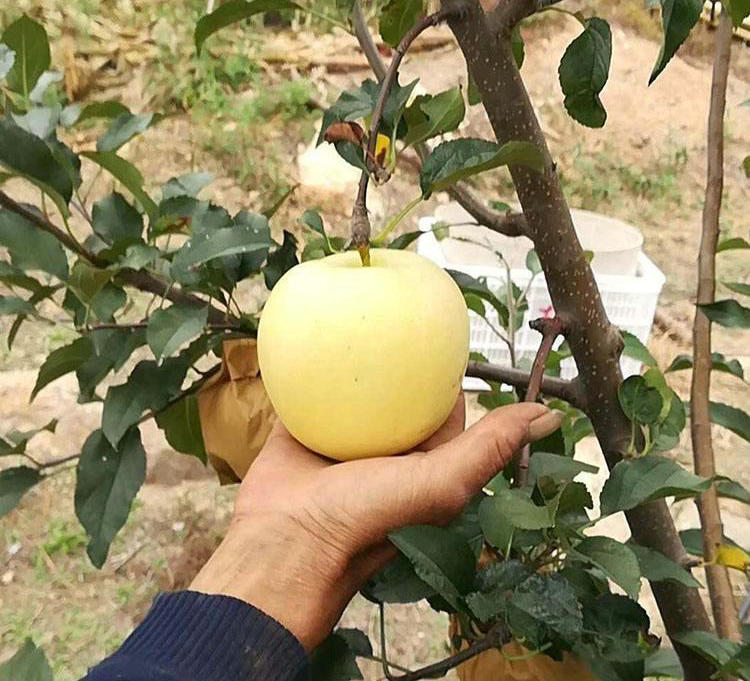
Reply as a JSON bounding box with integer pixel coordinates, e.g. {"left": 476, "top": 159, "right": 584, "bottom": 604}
{"left": 0, "top": 189, "right": 230, "bottom": 325}
{"left": 447, "top": 4, "right": 714, "bottom": 678}
{"left": 350, "top": 3, "right": 528, "bottom": 239}
{"left": 465, "top": 359, "right": 583, "bottom": 408}
{"left": 515, "top": 315, "right": 564, "bottom": 486}
{"left": 690, "top": 9, "right": 741, "bottom": 643}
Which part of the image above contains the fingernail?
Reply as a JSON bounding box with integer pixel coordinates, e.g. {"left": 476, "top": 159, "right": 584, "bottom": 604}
{"left": 528, "top": 409, "right": 565, "bottom": 442}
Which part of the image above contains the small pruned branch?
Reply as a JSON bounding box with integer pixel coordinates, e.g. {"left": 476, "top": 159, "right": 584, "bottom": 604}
{"left": 351, "top": 3, "right": 528, "bottom": 239}
{"left": 487, "top": 0, "right": 564, "bottom": 35}
{"left": 351, "top": 6, "right": 459, "bottom": 255}
{"left": 22, "top": 452, "right": 80, "bottom": 470}
{"left": 0, "top": 189, "right": 229, "bottom": 324}
{"left": 516, "top": 315, "right": 565, "bottom": 487}
{"left": 465, "top": 360, "right": 582, "bottom": 409}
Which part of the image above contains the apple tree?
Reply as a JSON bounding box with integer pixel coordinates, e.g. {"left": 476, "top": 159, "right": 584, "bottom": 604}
{"left": 1, "top": 1, "right": 749, "bottom": 680}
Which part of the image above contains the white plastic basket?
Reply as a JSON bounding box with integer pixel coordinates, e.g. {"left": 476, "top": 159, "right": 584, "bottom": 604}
{"left": 416, "top": 217, "right": 666, "bottom": 390}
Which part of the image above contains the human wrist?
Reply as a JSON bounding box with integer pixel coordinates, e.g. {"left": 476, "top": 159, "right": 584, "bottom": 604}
{"left": 189, "top": 513, "right": 352, "bottom": 650}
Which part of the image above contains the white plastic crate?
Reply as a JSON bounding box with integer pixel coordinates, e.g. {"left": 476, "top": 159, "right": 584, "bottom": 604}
{"left": 416, "top": 217, "right": 666, "bottom": 389}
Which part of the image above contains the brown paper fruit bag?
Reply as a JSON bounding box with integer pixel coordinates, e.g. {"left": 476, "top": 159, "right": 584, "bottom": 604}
{"left": 456, "top": 641, "right": 598, "bottom": 681}
{"left": 197, "top": 339, "right": 276, "bottom": 483}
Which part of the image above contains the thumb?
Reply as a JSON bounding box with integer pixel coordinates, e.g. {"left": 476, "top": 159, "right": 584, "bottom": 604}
{"left": 422, "top": 404, "right": 564, "bottom": 518}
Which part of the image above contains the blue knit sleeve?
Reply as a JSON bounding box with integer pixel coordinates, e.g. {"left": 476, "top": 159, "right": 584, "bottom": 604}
{"left": 81, "top": 591, "right": 309, "bottom": 681}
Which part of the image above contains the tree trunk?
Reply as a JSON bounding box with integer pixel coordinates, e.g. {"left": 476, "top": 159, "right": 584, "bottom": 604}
{"left": 446, "top": 3, "right": 715, "bottom": 679}
{"left": 691, "top": 8, "right": 741, "bottom": 643}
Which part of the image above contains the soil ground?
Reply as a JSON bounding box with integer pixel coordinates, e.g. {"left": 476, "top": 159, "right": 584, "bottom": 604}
{"left": 1, "top": 3, "right": 749, "bottom": 679}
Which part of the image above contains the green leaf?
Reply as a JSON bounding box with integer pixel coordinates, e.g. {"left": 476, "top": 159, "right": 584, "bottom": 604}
{"left": 512, "top": 24, "right": 525, "bottom": 69}
{"left": 81, "top": 151, "right": 157, "bottom": 220}
{"left": 717, "top": 236, "right": 750, "bottom": 252}
{"left": 628, "top": 543, "right": 701, "bottom": 588}
{"left": 466, "top": 560, "right": 530, "bottom": 622}
{"left": 1, "top": 15, "right": 50, "bottom": 98}
{"left": 388, "top": 230, "right": 422, "bottom": 250}
{"left": 508, "top": 573, "right": 583, "bottom": 646}
{"left": 479, "top": 489, "right": 554, "bottom": 551}
{"left": 558, "top": 18, "right": 612, "bottom": 128}
{"left": 0, "top": 210, "right": 69, "bottom": 280}
{"left": 263, "top": 230, "right": 299, "bottom": 290}
{"left": 644, "top": 647, "right": 684, "bottom": 679}
{"left": 528, "top": 451, "right": 598, "bottom": 486}
{"left": 403, "top": 86, "right": 465, "bottom": 147}
{"left": 0, "top": 295, "right": 35, "bottom": 316}
{"left": 261, "top": 183, "right": 297, "bottom": 218}
{"left": 195, "top": 0, "right": 301, "bottom": 53}
{"left": 97, "top": 113, "right": 161, "bottom": 152}
{"left": 570, "top": 536, "right": 641, "bottom": 599}
{"left": 0, "top": 466, "right": 42, "bottom": 517}
{"left": 379, "top": 0, "right": 423, "bottom": 47}
{"left": 621, "top": 330, "right": 657, "bottom": 367}
{"left": 580, "top": 594, "right": 650, "bottom": 667}
{"left": 618, "top": 375, "right": 663, "bottom": 425}
{"left": 447, "top": 269, "right": 509, "bottom": 326}
{"left": 651, "top": 388, "right": 686, "bottom": 452}
{"left": 154, "top": 394, "right": 206, "bottom": 463}
{"left": 161, "top": 171, "right": 214, "bottom": 200}
{"left": 680, "top": 528, "right": 746, "bottom": 557}
{"left": 710, "top": 401, "right": 750, "bottom": 442}
{"left": 7, "top": 285, "right": 60, "bottom": 349}
{"left": 68, "top": 260, "right": 114, "bottom": 305}
{"left": 0, "top": 638, "right": 53, "bottom": 681}
{"left": 77, "top": 100, "right": 131, "bottom": 123}
{"left": 727, "top": 0, "right": 750, "bottom": 26}
{"left": 723, "top": 280, "right": 750, "bottom": 296}
{"left": 699, "top": 299, "right": 750, "bottom": 328}
{"left": 74, "top": 428, "right": 146, "bottom": 567}
{"left": 665, "top": 352, "right": 744, "bottom": 381}
{"left": 102, "top": 358, "right": 189, "bottom": 447}
{"left": 0, "top": 419, "right": 57, "bottom": 457}
{"left": 92, "top": 192, "right": 143, "bottom": 246}
{"left": 467, "top": 73, "right": 481, "bottom": 105}
{"left": 650, "top": 0, "right": 703, "bottom": 84}
{"left": 362, "top": 554, "right": 433, "bottom": 603}
{"left": 0, "top": 43, "right": 15, "bottom": 80}
{"left": 309, "top": 629, "right": 370, "bottom": 681}
{"left": 28, "top": 70, "right": 62, "bottom": 104}
{"left": 716, "top": 478, "right": 750, "bottom": 504}
{"left": 600, "top": 455, "right": 711, "bottom": 515}
{"left": 76, "top": 328, "right": 146, "bottom": 402}
{"left": 525, "top": 248, "right": 542, "bottom": 275}
{"left": 115, "top": 243, "right": 161, "bottom": 271}
{"left": 12, "top": 104, "right": 61, "bottom": 139}
{"left": 0, "top": 261, "right": 42, "bottom": 293}
{"left": 147, "top": 304, "right": 208, "bottom": 362}
{"left": 672, "top": 630, "right": 740, "bottom": 669}
{"left": 31, "top": 336, "right": 94, "bottom": 401}
{"left": 0, "top": 118, "right": 73, "bottom": 210}
{"left": 389, "top": 525, "right": 475, "bottom": 611}
{"left": 420, "top": 138, "right": 544, "bottom": 197}
{"left": 171, "top": 223, "right": 271, "bottom": 275}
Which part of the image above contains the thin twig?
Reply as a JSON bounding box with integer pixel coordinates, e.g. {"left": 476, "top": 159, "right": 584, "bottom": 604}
{"left": 137, "top": 365, "right": 220, "bottom": 426}
{"left": 83, "top": 322, "right": 244, "bottom": 331}
{"left": 690, "top": 9, "right": 741, "bottom": 643}
{"left": 515, "top": 316, "right": 564, "bottom": 487}
{"left": 350, "top": 7, "right": 457, "bottom": 254}
{"left": 350, "top": 4, "right": 527, "bottom": 239}
{"left": 0, "top": 189, "right": 231, "bottom": 325}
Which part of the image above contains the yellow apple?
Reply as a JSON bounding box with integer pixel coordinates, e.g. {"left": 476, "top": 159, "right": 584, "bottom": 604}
{"left": 257, "top": 248, "right": 469, "bottom": 461}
